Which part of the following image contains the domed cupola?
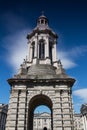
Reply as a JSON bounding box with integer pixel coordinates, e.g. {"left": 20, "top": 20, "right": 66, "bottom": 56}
{"left": 14, "top": 14, "right": 74, "bottom": 80}
{"left": 37, "top": 14, "right": 48, "bottom": 27}
{"left": 26, "top": 14, "right": 58, "bottom": 68}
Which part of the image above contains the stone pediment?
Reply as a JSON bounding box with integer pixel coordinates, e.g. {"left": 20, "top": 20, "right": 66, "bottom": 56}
{"left": 40, "top": 112, "right": 50, "bottom": 117}
{"left": 34, "top": 112, "right": 50, "bottom": 118}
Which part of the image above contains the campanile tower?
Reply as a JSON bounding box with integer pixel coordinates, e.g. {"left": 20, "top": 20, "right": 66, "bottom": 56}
{"left": 6, "top": 14, "right": 75, "bottom": 130}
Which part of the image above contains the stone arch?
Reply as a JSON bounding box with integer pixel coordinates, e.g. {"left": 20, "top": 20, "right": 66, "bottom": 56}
{"left": 27, "top": 94, "right": 53, "bottom": 130}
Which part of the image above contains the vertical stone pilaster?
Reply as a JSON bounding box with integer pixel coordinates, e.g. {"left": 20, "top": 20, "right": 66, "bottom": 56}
{"left": 5, "top": 89, "right": 19, "bottom": 130}
{"left": 84, "top": 115, "right": 87, "bottom": 130}
{"left": 33, "top": 35, "right": 38, "bottom": 64}
{"left": 52, "top": 88, "right": 74, "bottom": 130}
{"left": 34, "top": 35, "right": 38, "bottom": 58}
{"left": 16, "top": 89, "right": 27, "bottom": 130}
{"left": 29, "top": 45, "right": 33, "bottom": 62}
{"left": 52, "top": 43, "right": 57, "bottom": 63}
{"left": 52, "top": 91, "right": 62, "bottom": 130}
{"left": 28, "top": 41, "right": 31, "bottom": 62}
{"left": 45, "top": 36, "right": 51, "bottom": 64}
{"left": 5, "top": 88, "right": 27, "bottom": 130}
{"left": 61, "top": 89, "right": 74, "bottom": 130}
{"left": 45, "top": 36, "right": 49, "bottom": 58}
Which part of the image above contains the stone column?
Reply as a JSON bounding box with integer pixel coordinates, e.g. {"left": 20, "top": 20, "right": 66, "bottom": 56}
{"left": 61, "top": 90, "right": 74, "bottom": 130}
{"left": 52, "top": 91, "right": 63, "bottom": 130}
{"left": 82, "top": 116, "right": 85, "bottom": 130}
{"left": 84, "top": 115, "right": 87, "bottom": 130}
{"left": 5, "top": 87, "right": 27, "bottom": 130}
{"left": 28, "top": 41, "right": 31, "bottom": 62}
{"left": 29, "top": 45, "right": 33, "bottom": 62}
{"left": 52, "top": 42, "right": 57, "bottom": 63}
{"left": 16, "top": 89, "right": 26, "bottom": 130}
{"left": 33, "top": 35, "right": 38, "bottom": 64}
{"left": 52, "top": 41, "right": 58, "bottom": 68}
{"left": 34, "top": 35, "right": 38, "bottom": 58}
{"left": 45, "top": 36, "right": 51, "bottom": 64}
{"left": 5, "top": 89, "right": 19, "bottom": 130}
{"left": 52, "top": 88, "right": 74, "bottom": 130}
{"left": 45, "top": 37, "right": 49, "bottom": 58}
{"left": 86, "top": 114, "right": 87, "bottom": 130}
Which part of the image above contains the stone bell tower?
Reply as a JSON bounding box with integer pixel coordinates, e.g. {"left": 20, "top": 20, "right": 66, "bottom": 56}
{"left": 6, "top": 14, "right": 75, "bottom": 130}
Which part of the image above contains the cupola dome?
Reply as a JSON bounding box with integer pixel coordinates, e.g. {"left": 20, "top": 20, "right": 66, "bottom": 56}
{"left": 37, "top": 14, "right": 48, "bottom": 26}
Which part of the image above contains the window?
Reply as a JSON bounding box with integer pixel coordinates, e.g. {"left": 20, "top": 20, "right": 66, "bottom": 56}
{"left": 34, "top": 121, "right": 36, "bottom": 126}
{"left": 43, "top": 127, "right": 47, "bottom": 130}
{"left": 39, "top": 39, "right": 45, "bottom": 59}
{"left": 45, "top": 20, "right": 47, "bottom": 25}
{"left": 32, "top": 42, "right": 35, "bottom": 59}
{"left": 41, "top": 19, "right": 44, "bottom": 24}
{"left": 44, "top": 119, "right": 46, "bottom": 122}
{"left": 49, "top": 43, "right": 52, "bottom": 62}
{"left": 38, "top": 20, "right": 40, "bottom": 24}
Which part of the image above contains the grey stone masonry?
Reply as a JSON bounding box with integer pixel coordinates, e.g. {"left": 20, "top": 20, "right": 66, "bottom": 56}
{"left": 6, "top": 78, "right": 75, "bottom": 130}
{"left": 0, "top": 104, "right": 8, "bottom": 130}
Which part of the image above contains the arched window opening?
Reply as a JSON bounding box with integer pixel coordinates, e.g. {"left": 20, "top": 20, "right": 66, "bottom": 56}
{"left": 49, "top": 43, "right": 52, "bottom": 63}
{"left": 38, "top": 20, "right": 40, "bottom": 24}
{"left": 45, "top": 20, "right": 47, "bottom": 25}
{"left": 43, "top": 127, "right": 47, "bottom": 130}
{"left": 32, "top": 42, "right": 35, "bottom": 59}
{"left": 28, "top": 95, "right": 53, "bottom": 130}
{"left": 34, "top": 105, "right": 51, "bottom": 130}
{"left": 39, "top": 40, "right": 45, "bottom": 59}
{"left": 41, "top": 19, "right": 44, "bottom": 24}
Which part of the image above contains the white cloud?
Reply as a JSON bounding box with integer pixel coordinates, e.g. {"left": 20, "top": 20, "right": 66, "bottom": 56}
{"left": 3, "top": 29, "right": 30, "bottom": 72}
{"left": 2, "top": 12, "right": 87, "bottom": 73}
{"left": 2, "top": 12, "right": 87, "bottom": 72}
{"left": 4, "top": 36, "right": 87, "bottom": 73}
{"left": 70, "top": 45, "right": 87, "bottom": 57}
{"left": 57, "top": 51, "right": 77, "bottom": 69}
{"left": 73, "top": 88, "right": 87, "bottom": 102}
{"left": 57, "top": 45, "right": 87, "bottom": 69}
{"left": 61, "top": 59, "right": 77, "bottom": 69}
{"left": 1, "top": 12, "right": 32, "bottom": 73}
{"left": 2, "top": 12, "right": 28, "bottom": 33}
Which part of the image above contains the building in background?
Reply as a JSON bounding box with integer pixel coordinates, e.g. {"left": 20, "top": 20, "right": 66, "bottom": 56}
{"left": 0, "top": 104, "right": 8, "bottom": 130}
{"left": 74, "top": 113, "right": 83, "bottom": 130}
{"left": 33, "top": 112, "right": 85, "bottom": 130}
{"left": 34, "top": 112, "right": 51, "bottom": 130}
{"left": 80, "top": 104, "right": 87, "bottom": 130}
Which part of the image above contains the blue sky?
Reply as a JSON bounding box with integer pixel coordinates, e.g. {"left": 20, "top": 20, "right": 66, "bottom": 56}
{"left": 0, "top": 0, "right": 87, "bottom": 113}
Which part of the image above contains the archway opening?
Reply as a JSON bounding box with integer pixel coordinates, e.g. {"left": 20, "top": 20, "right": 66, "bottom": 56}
{"left": 34, "top": 105, "right": 51, "bottom": 114}
{"left": 34, "top": 105, "right": 51, "bottom": 130}
{"left": 43, "top": 127, "right": 47, "bottom": 130}
{"left": 27, "top": 94, "right": 53, "bottom": 130}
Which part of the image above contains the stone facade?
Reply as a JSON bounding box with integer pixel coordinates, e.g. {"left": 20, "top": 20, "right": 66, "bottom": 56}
{"left": 74, "top": 113, "right": 83, "bottom": 130}
{"left": 80, "top": 104, "right": 87, "bottom": 130}
{"left": 33, "top": 112, "right": 51, "bottom": 130}
{"left": 6, "top": 14, "right": 75, "bottom": 130}
{"left": 0, "top": 104, "right": 8, "bottom": 130}
{"left": 34, "top": 112, "right": 84, "bottom": 130}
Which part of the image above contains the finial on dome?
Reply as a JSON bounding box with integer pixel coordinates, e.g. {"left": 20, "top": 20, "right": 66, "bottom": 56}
{"left": 41, "top": 11, "right": 44, "bottom": 16}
